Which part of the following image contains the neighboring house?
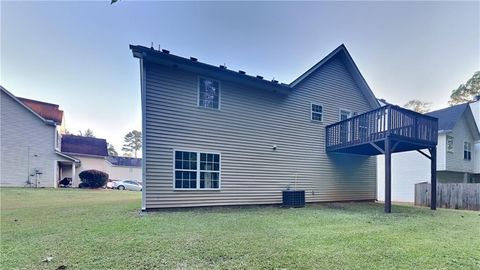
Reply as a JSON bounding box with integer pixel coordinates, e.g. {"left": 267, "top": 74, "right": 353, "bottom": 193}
{"left": 377, "top": 102, "right": 480, "bottom": 202}
{"left": 470, "top": 99, "right": 480, "bottom": 174}
{"left": 0, "top": 86, "right": 79, "bottom": 187}
{"left": 105, "top": 156, "right": 142, "bottom": 182}
{"left": 130, "top": 44, "right": 382, "bottom": 210}
{"left": 60, "top": 135, "right": 108, "bottom": 187}
{"left": 61, "top": 135, "right": 143, "bottom": 186}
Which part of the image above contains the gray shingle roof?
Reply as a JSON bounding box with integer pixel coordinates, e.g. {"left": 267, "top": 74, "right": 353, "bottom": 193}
{"left": 426, "top": 103, "right": 469, "bottom": 131}
{"left": 106, "top": 156, "right": 142, "bottom": 167}
{"left": 61, "top": 135, "right": 108, "bottom": 157}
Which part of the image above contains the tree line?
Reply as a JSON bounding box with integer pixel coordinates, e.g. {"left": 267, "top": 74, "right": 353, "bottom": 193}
{"left": 402, "top": 71, "right": 479, "bottom": 113}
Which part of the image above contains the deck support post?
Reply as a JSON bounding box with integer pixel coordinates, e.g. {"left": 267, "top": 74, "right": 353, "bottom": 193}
{"left": 384, "top": 137, "right": 392, "bottom": 213}
{"left": 430, "top": 147, "right": 437, "bottom": 210}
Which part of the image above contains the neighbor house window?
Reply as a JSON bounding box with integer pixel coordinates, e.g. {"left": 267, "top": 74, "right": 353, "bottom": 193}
{"left": 198, "top": 77, "right": 220, "bottom": 109}
{"left": 464, "top": 142, "right": 472, "bottom": 160}
{"left": 311, "top": 104, "right": 323, "bottom": 121}
{"left": 446, "top": 135, "right": 454, "bottom": 153}
{"left": 174, "top": 150, "right": 220, "bottom": 189}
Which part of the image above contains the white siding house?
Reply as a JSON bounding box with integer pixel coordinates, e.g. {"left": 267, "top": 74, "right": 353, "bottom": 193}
{"left": 0, "top": 86, "right": 78, "bottom": 187}
{"left": 377, "top": 102, "right": 480, "bottom": 202}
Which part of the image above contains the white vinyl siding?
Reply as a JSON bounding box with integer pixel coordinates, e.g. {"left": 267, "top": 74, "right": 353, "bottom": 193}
{"left": 0, "top": 90, "right": 70, "bottom": 187}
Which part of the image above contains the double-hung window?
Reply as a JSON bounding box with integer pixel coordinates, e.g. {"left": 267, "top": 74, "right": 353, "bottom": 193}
{"left": 464, "top": 142, "right": 472, "bottom": 160}
{"left": 198, "top": 77, "right": 220, "bottom": 109}
{"left": 311, "top": 104, "right": 323, "bottom": 121}
{"left": 174, "top": 150, "right": 220, "bottom": 189}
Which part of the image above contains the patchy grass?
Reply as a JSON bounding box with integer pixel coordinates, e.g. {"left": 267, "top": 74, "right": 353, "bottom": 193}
{"left": 1, "top": 188, "right": 479, "bottom": 269}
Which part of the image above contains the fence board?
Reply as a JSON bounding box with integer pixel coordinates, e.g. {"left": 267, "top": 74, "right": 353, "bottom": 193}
{"left": 415, "top": 182, "right": 480, "bottom": 211}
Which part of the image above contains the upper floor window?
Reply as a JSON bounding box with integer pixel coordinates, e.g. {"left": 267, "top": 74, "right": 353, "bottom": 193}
{"left": 340, "top": 109, "right": 352, "bottom": 121}
{"left": 464, "top": 142, "right": 472, "bottom": 160}
{"left": 174, "top": 150, "right": 221, "bottom": 190}
{"left": 198, "top": 77, "right": 220, "bottom": 109}
{"left": 311, "top": 104, "right": 323, "bottom": 121}
{"left": 446, "top": 135, "right": 454, "bottom": 153}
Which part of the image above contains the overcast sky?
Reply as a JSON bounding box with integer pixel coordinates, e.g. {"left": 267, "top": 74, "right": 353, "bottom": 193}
{"left": 1, "top": 1, "right": 479, "bottom": 155}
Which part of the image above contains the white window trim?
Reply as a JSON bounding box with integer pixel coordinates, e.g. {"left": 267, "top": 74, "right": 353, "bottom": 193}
{"left": 172, "top": 149, "right": 221, "bottom": 190}
{"left": 339, "top": 108, "right": 353, "bottom": 121}
{"left": 197, "top": 76, "right": 221, "bottom": 110}
{"left": 310, "top": 103, "right": 324, "bottom": 122}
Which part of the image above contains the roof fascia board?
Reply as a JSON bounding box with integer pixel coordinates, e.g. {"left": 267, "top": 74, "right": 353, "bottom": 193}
{"left": 56, "top": 151, "right": 80, "bottom": 163}
{"left": 130, "top": 46, "right": 290, "bottom": 95}
{"left": 61, "top": 152, "right": 107, "bottom": 158}
{"left": 463, "top": 106, "right": 480, "bottom": 140}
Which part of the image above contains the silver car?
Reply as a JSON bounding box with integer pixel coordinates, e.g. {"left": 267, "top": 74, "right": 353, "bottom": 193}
{"left": 113, "top": 180, "right": 142, "bottom": 191}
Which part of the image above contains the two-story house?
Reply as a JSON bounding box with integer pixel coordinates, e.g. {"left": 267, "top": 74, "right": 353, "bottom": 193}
{"left": 130, "top": 44, "right": 391, "bottom": 210}
{"left": 0, "top": 86, "right": 79, "bottom": 187}
{"left": 377, "top": 102, "right": 480, "bottom": 202}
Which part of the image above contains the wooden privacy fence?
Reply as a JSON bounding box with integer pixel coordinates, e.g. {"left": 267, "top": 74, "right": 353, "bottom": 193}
{"left": 415, "top": 182, "right": 480, "bottom": 211}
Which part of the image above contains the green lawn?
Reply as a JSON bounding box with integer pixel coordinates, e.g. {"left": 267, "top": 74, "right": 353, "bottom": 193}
{"left": 1, "top": 188, "right": 479, "bottom": 269}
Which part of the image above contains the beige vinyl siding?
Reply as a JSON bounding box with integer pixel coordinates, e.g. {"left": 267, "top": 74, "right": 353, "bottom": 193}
{"left": 0, "top": 91, "right": 67, "bottom": 187}
{"left": 62, "top": 155, "right": 107, "bottom": 187}
{"left": 105, "top": 163, "right": 142, "bottom": 182}
{"left": 143, "top": 56, "right": 377, "bottom": 209}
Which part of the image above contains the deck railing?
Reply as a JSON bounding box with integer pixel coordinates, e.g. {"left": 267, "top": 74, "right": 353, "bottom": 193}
{"left": 326, "top": 105, "right": 438, "bottom": 152}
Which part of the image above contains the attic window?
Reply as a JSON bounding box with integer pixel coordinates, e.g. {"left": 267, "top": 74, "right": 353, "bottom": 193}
{"left": 198, "top": 77, "right": 220, "bottom": 109}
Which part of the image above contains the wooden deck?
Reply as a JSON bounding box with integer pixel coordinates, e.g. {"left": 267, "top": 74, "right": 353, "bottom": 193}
{"left": 326, "top": 105, "right": 439, "bottom": 213}
{"left": 326, "top": 105, "right": 438, "bottom": 155}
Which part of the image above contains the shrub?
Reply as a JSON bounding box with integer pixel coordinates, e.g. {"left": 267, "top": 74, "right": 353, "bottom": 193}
{"left": 78, "top": 170, "right": 109, "bottom": 189}
{"left": 78, "top": 182, "right": 90, "bottom": 189}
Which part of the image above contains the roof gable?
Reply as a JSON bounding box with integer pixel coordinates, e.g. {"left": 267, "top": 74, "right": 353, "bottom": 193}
{"left": 427, "top": 103, "right": 480, "bottom": 139}
{"left": 61, "top": 135, "right": 108, "bottom": 157}
{"left": 289, "top": 44, "right": 379, "bottom": 109}
{"left": 17, "top": 97, "right": 63, "bottom": 124}
{"left": 1, "top": 86, "right": 56, "bottom": 126}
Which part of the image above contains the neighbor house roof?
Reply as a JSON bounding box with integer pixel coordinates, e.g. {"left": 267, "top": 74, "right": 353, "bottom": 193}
{"left": 17, "top": 97, "right": 64, "bottom": 124}
{"left": 1, "top": 86, "right": 56, "bottom": 126}
{"left": 129, "top": 44, "right": 380, "bottom": 108}
{"left": 427, "top": 103, "right": 480, "bottom": 138}
{"left": 427, "top": 103, "right": 470, "bottom": 131}
{"left": 61, "top": 135, "right": 108, "bottom": 157}
{"left": 106, "top": 156, "right": 142, "bottom": 167}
